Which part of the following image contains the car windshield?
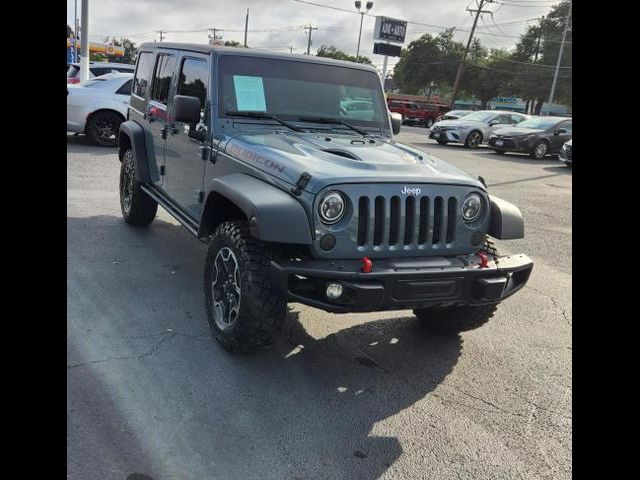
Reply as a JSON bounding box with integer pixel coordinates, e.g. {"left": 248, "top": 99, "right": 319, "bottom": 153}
{"left": 459, "top": 111, "right": 496, "bottom": 122}
{"left": 516, "top": 118, "right": 562, "bottom": 130}
{"left": 219, "top": 55, "right": 388, "bottom": 128}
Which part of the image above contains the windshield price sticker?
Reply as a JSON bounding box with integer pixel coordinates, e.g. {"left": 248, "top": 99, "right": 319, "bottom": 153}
{"left": 233, "top": 75, "right": 267, "bottom": 112}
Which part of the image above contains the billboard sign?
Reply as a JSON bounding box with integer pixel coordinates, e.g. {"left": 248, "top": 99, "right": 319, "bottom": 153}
{"left": 373, "top": 16, "right": 407, "bottom": 44}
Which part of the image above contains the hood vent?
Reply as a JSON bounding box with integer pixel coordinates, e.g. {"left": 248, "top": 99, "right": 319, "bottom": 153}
{"left": 323, "top": 149, "right": 361, "bottom": 161}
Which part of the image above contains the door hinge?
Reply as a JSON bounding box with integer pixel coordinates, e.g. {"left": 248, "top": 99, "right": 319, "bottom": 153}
{"left": 160, "top": 165, "right": 165, "bottom": 176}
{"left": 195, "top": 190, "right": 204, "bottom": 203}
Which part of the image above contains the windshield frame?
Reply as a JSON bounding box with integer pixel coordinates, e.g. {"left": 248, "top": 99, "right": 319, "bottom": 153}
{"left": 216, "top": 54, "right": 389, "bottom": 132}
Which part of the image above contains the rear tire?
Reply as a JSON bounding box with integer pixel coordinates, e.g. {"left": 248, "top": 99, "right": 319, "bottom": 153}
{"left": 87, "top": 111, "right": 123, "bottom": 147}
{"left": 204, "top": 221, "right": 287, "bottom": 353}
{"left": 119, "top": 149, "right": 157, "bottom": 226}
{"left": 414, "top": 304, "right": 498, "bottom": 335}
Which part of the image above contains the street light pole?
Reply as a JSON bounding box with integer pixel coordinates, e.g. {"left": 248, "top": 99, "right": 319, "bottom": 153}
{"left": 80, "top": 0, "right": 89, "bottom": 82}
{"left": 355, "top": 1, "right": 373, "bottom": 62}
{"left": 74, "top": 0, "right": 78, "bottom": 63}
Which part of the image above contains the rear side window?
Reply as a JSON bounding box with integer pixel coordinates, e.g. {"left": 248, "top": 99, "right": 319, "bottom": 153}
{"left": 133, "top": 52, "right": 155, "bottom": 98}
{"left": 116, "top": 79, "right": 133, "bottom": 95}
{"left": 150, "top": 54, "right": 177, "bottom": 105}
{"left": 177, "top": 58, "right": 208, "bottom": 110}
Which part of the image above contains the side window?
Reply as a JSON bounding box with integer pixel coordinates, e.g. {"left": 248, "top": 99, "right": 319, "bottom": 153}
{"left": 177, "top": 58, "right": 208, "bottom": 111}
{"left": 561, "top": 120, "right": 572, "bottom": 133}
{"left": 116, "top": 79, "right": 133, "bottom": 95}
{"left": 133, "top": 52, "right": 155, "bottom": 98}
{"left": 150, "top": 54, "right": 177, "bottom": 105}
{"left": 494, "top": 114, "right": 510, "bottom": 124}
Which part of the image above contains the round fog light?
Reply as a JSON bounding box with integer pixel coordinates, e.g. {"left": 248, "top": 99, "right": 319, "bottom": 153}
{"left": 326, "top": 283, "right": 343, "bottom": 300}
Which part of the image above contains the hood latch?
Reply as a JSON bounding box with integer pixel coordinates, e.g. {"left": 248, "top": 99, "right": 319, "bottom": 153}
{"left": 291, "top": 172, "right": 312, "bottom": 196}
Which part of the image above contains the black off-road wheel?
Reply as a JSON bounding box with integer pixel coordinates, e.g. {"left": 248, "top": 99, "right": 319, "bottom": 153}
{"left": 204, "top": 221, "right": 287, "bottom": 353}
{"left": 464, "top": 130, "right": 483, "bottom": 148}
{"left": 119, "top": 149, "right": 157, "bottom": 226}
{"left": 87, "top": 110, "right": 124, "bottom": 147}
{"left": 414, "top": 303, "right": 498, "bottom": 335}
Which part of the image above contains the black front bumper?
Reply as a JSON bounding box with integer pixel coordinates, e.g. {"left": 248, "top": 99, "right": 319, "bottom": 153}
{"left": 271, "top": 253, "right": 533, "bottom": 313}
{"left": 488, "top": 136, "right": 532, "bottom": 153}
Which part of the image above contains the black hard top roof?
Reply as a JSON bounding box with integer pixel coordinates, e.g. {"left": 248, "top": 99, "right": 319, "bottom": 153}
{"left": 139, "top": 42, "right": 379, "bottom": 73}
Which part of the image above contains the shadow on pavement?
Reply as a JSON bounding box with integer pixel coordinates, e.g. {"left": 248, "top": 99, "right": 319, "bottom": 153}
{"left": 67, "top": 215, "right": 463, "bottom": 479}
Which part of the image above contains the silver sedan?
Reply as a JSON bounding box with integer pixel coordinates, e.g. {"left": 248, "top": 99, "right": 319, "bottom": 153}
{"left": 429, "top": 110, "right": 530, "bottom": 148}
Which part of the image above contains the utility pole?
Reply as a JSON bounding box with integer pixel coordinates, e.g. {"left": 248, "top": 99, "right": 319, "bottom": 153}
{"left": 157, "top": 30, "right": 165, "bottom": 42}
{"left": 304, "top": 25, "right": 317, "bottom": 55}
{"left": 547, "top": 2, "right": 571, "bottom": 114}
{"left": 244, "top": 9, "right": 249, "bottom": 47}
{"left": 80, "top": 0, "right": 89, "bottom": 82}
{"left": 74, "top": 0, "right": 78, "bottom": 64}
{"left": 450, "top": 0, "right": 493, "bottom": 107}
{"left": 288, "top": 46, "right": 296, "bottom": 54}
{"left": 525, "top": 17, "right": 544, "bottom": 114}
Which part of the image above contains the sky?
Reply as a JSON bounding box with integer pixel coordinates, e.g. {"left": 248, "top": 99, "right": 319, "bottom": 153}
{"left": 66, "top": 0, "right": 561, "bottom": 74}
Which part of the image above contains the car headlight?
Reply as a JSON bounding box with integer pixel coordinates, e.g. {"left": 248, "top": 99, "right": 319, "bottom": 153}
{"left": 318, "top": 191, "right": 346, "bottom": 225}
{"left": 461, "top": 193, "right": 483, "bottom": 223}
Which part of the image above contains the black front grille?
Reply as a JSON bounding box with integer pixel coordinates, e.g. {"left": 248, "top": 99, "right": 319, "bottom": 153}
{"left": 357, "top": 194, "right": 458, "bottom": 249}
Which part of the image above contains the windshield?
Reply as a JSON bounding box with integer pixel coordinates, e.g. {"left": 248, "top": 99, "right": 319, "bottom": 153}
{"left": 219, "top": 55, "right": 387, "bottom": 128}
{"left": 516, "top": 118, "right": 562, "bottom": 130}
{"left": 458, "top": 111, "right": 495, "bottom": 122}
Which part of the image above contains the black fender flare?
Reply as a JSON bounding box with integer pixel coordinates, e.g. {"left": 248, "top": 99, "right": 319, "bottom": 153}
{"left": 118, "top": 120, "right": 159, "bottom": 183}
{"left": 488, "top": 195, "right": 524, "bottom": 240}
{"left": 202, "top": 174, "right": 312, "bottom": 244}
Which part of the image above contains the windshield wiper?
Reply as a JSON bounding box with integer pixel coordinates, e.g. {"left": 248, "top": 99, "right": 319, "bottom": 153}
{"left": 296, "top": 116, "right": 369, "bottom": 137}
{"left": 225, "top": 111, "right": 303, "bottom": 132}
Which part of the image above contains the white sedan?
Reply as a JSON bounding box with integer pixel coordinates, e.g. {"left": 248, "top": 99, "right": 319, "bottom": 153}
{"left": 67, "top": 72, "right": 133, "bottom": 147}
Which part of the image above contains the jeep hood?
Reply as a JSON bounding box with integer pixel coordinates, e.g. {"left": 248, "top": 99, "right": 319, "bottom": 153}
{"left": 223, "top": 131, "right": 484, "bottom": 193}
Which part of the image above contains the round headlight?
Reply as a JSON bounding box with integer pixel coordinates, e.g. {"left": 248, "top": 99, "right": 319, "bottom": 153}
{"left": 318, "top": 191, "right": 345, "bottom": 225}
{"left": 461, "top": 193, "right": 483, "bottom": 222}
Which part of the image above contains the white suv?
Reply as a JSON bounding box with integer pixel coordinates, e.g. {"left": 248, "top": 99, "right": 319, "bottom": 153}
{"left": 66, "top": 61, "right": 135, "bottom": 84}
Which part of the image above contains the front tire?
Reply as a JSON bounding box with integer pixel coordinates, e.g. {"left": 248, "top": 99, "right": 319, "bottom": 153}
{"left": 87, "top": 111, "right": 123, "bottom": 147}
{"left": 414, "top": 304, "right": 498, "bottom": 334}
{"left": 464, "top": 130, "right": 483, "bottom": 148}
{"left": 204, "top": 221, "right": 287, "bottom": 353}
{"left": 530, "top": 140, "right": 549, "bottom": 159}
{"left": 119, "top": 149, "right": 157, "bottom": 226}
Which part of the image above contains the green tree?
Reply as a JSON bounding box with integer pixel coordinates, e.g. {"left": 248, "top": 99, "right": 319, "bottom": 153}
{"left": 111, "top": 38, "right": 139, "bottom": 64}
{"left": 316, "top": 45, "right": 372, "bottom": 64}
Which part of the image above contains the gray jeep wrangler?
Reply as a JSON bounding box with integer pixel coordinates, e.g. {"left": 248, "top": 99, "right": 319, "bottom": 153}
{"left": 118, "top": 43, "right": 533, "bottom": 353}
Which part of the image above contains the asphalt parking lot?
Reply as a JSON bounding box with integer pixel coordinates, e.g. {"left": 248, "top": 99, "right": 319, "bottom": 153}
{"left": 67, "top": 125, "right": 571, "bottom": 480}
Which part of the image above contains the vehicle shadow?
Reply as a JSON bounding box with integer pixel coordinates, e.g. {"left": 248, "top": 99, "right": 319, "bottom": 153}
{"left": 67, "top": 133, "right": 118, "bottom": 154}
{"left": 68, "top": 214, "right": 463, "bottom": 480}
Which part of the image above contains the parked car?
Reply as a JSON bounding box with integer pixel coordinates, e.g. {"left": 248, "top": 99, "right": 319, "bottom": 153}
{"left": 419, "top": 103, "right": 450, "bottom": 128}
{"left": 340, "top": 99, "right": 376, "bottom": 121}
{"left": 67, "top": 72, "right": 133, "bottom": 146}
{"left": 429, "top": 110, "right": 530, "bottom": 148}
{"left": 117, "top": 43, "right": 533, "bottom": 353}
{"left": 559, "top": 138, "right": 572, "bottom": 167}
{"left": 435, "top": 109, "right": 473, "bottom": 123}
{"left": 67, "top": 61, "right": 135, "bottom": 84}
{"left": 387, "top": 100, "right": 425, "bottom": 125}
{"left": 488, "top": 116, "right": 572, "bottom": 159}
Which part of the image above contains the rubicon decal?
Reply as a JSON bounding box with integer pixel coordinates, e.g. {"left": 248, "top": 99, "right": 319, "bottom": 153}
{"left": 227, "top": 144, "right": 286, "bottom": 174}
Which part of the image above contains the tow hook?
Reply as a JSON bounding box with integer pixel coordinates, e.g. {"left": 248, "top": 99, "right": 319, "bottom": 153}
{"left": 477, "top": 251, "right": 489, "bottom": 268}
{"left": 361, "top": 257, "right": 373, "bottom": 273}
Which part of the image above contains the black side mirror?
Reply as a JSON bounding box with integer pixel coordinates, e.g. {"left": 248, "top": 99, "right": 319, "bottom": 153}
{"left": 173, "top": 95, "right": 202, "bottom": 124}
{"left": 554, "top": 128, "right": 567, "bottom": 135}
{"left": 390, "top": 112, "right": 402, "bottom": 135}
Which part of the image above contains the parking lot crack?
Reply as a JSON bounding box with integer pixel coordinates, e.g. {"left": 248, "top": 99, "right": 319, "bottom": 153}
{"left": 67, "top": 332, "right": 178, "bottom": 370}
{"left": 525, "top": 286, "right": 571, "bottom": 327}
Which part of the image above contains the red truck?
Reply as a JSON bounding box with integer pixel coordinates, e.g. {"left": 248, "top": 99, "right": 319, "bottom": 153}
{"left": 387, "top": 100, "right": 450, "bottom": 128}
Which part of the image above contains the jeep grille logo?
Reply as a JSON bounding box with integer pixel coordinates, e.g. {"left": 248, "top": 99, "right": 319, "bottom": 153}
{"left": 401, "top": 186, "right": 422, "bottom": 196}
